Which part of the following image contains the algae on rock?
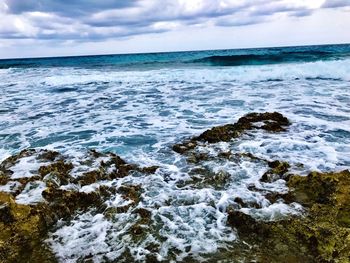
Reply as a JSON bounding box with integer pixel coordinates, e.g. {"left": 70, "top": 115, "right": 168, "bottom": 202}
{"left": 227, "top": 170, "right": 350, "bottom": 263}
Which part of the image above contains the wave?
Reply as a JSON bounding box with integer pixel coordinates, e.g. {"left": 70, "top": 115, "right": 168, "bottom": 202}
{"left": 1, "top": 44, "right": 349, "bottom": 69}
{"left": 190, "top": 50, "right": 344, "bottom": 66}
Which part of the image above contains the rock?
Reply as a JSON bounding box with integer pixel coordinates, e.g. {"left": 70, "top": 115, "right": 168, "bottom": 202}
{"left": 133, "top": 208, "right": 152, "bottom": 224}
{"left": 287, "top": 171, "right": 340, "bottom": 206}
{"left": 0, "top": 192, "right": 56, "bottom": 263}
{"left": 0, "top": 203, "right": 14, "bottom": 224}
{"left": 0, "top": 148, "right": 160, "bottom": 263}
{"left": 0, "top": 149, "right": 36, "bottom": 171}
{"left": 117, "top": 185, "right": 142, "bottom": 204}
{"left": 233, "top": 197, "right": 261, "bottom": 209}
{"left": 173, "top": 112, "right": 290, "bottom": 154}
{"left": 37, "top": 150, "right": 60, "bottom": 162}
{"left": 38, "top": 161, "right": 73, "bottom": 186}
{"left": 227, "top": 170, "right": 350, "bottom": 263}
{"left": 138, "top": 166, "right": 159, "bottom": 174}
{"left": 260, "top": 160, "right": 290, "bottom": 183}
{"left": 109, "top": 163, "right": 137, "bottom": 179}
{"left": 195, "top": 112, "right": 290, "bottom": 144}
{"left": 227, "top": 210, "right": 268, "bottom": 239}
{"left": 172, "top": 140, "right": 197, "bottom": 154}
{"left": 0, "top": 171, "right": 9, "bottom": 185}
{"left": 74, "top": 170, "right": 101, "bottom": 186}
{"left": 187, "top": 152, "right": 209, "bottom": 163}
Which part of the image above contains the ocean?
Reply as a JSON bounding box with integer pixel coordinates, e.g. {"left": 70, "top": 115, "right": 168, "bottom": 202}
{"left": 1, "top": 44, "right": 350, "bottom": 262}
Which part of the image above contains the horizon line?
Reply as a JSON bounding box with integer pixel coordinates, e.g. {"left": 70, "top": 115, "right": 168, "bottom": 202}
{"left": 1, "top": 42, "right": 349, "bottom": 61}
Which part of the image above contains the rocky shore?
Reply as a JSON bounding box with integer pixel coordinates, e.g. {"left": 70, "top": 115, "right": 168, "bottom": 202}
{"left": 1, "top": 112, "right": 349, "bottom": 262}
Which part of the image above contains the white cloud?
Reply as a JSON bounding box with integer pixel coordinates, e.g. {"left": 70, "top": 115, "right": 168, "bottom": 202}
{"left": 0, "top": 0, "right": 349, "bottom": 58}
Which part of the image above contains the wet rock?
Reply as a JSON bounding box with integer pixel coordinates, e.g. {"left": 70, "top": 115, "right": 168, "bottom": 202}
{"left": 42, "top": 187, "right": 102, "bottom": 214}
{"left": 88, "top": 149, "right": 105, "bottom": 159}
{"left": 260, "top": 160, "right": 290, "bottom": 183}
{"left": 117, "top": 185, "right": 142, "bottom": 204}
{"left": 0, "top": 203, "right": 14, "bottom": 224}
{"left": 0, "top": 148, "right": 158, "bottom": 262}
{"left": 74, "top": 170, "right": 102, "bottom": 186}
{"left": 0, "top": 171, "right": 9, "bottom": 185}
{"left": 195, "top": 112, "right": 290, "bottom": 144}
{"left": 227, "top": 170, "right": 350, "bottom": 263}
{"left": 217, "top": 151, "right": 232, "bottom": 159}
{"left": 227, "top": 210, "right": 268, "bottom": 239}
{"left": 173, "top": 112, "right": 290, "bottom": 154}
{"left": 181, "top": 168, "right": 231, "bottom": 189}
{"left": 134, "top": 208, "right": 152, "bottom": 224}
{"left": 110, "top": 163, "right": 138, "bottom": 179}
{"left": 172, "top": 140, "right": 197, "bottom": 154}
{"left": 138, "top": 166, "right": 159, "bottom": 174}
{"left": 187, "top": 152, "right": 209, "bottom": 163}
{"left": 0, "top": 149, "right": 36, "bottom": 171}
{"left": 196, "top": 124, "right": 242, "bottom": 143}
{"left": 0, "top": 192, "right": 57, "bottom": 263}
{"left": 16, "top": 175, "right": 42, "bottom": 186}
{"left": 287, "top": 171, "right": 339, "bottom": 206}
{"left": 37, "top": 150, "right": 60, "bottom": 162}
{"left": 233, "top": 197, "right": 261, "bottom": 209}
{"left": 38, "top": 160, "right": 73, "bottom": 186}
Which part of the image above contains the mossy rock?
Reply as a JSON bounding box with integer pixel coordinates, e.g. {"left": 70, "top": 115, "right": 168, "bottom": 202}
{"left": 260, "top": 160, "right": 290, "bottom": 183}
{"left": 227, "top": 170, "right": 350, "bottom": 263}
{"left": 173, "top": 112, "right": 290, "bottom": 154}
{"left": 0, "top": 192, "right": 57, "bottom": 263}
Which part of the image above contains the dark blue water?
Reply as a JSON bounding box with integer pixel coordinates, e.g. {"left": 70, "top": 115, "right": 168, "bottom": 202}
{"left": 1, "top": 44, "right": 350, "bottom": 69}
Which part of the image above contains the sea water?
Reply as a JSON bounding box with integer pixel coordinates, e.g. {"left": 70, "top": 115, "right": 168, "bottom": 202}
{"left": 1, "top": 44, "right": 350, "bottom": 262}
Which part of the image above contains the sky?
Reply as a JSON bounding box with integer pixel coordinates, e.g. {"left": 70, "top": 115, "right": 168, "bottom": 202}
{"left": 0, "top": 0, "right": 349, "bottom": 59}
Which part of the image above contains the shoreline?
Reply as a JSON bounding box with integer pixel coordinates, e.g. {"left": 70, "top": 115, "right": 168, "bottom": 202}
{"left": 1, "top": 112, "right": 349, "bottom": 262}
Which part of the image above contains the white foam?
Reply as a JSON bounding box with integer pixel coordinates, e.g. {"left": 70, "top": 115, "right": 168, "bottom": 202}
{"left": 0, "top": 181, "right": 22, "bottom": 193}
{"left": 1, "top": 56, "right": 350, "bottom": 262}
{"left": 10, "top": 155, "right": 47, "bottom": 179}
{"left": 15, "top": 181, "right": 46, "bottom": 205}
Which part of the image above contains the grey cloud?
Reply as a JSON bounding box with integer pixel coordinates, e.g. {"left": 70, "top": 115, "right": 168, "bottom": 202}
{"left": 0, "top": 0, "right": 342, "bottom": 42}
{"left": 290, "top": 9, "right": 313, "bottom": 17}
{"left": 215, "top": 15, "right": 267, "bottom": 27}
{"left": 322, "top": 0, "right": 350, "bottom": 8}
{"left": 5, "top": 0, "right": 138, "bottom": 16}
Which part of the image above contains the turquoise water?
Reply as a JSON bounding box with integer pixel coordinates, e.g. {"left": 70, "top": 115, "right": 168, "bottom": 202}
{"left": 1, "top": 44, "right": 350, "bottom": 69}
{"left": 1, "top": 44, "right": 350, "bottom": 262}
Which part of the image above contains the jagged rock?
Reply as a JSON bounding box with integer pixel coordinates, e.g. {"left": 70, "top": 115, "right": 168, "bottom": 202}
{"left": 117, "top": 185, "right": 142, "bottom": 204}
{"left": 0, "top": 171, "right": 9, "bottom": 185}
{"left": 172, "top": 140, "right": 197, "bottom": 154}
{"left": 227, "top": 170, "right": 350, "bottom": 263}
{"left": 173, "top": 112, "right": 290, "bottom": 154}
{"left": 195, "top": 112, "right": 290, "bottom": 143}
{"left": 260, "top": 160, "right": 290, "bottom": 183}
{"left": 233, "top": 197, "right": 261, "bottom": 209}
{"left": 74, "top": 170, "right": 102, "bottom": 186}
{"left": 0, "top": 192, "right": 57, "bottom": 263}
{"left": 0, "top": 203, "right": 14, "bottom": 224}
{"left": 37, "top": 150, "right": 60, "bottom": 162}
{"left": 138, "top": 166, "right": 159, "bottom": 174}
{"left": 227, "top": 210, "right": 269, "bottom": 239}
{"left": 38, "top": 160, "right": 73, "bottom": 186}
{"left": 0, "top": 149, "right": 36, "bottom": 171}
{"left": 187, "top": 152, "right": 209, "bottom": 163}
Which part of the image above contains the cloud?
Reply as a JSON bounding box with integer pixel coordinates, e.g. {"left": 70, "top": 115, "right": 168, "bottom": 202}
{"left": 4, "top": 0, "right": 137, "bottom": 15}
{"left": 322, "top": 0, "right": 350, "bottom": 8}
{"left": 0, "top": 0, "right": 346, "bottom": 42}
